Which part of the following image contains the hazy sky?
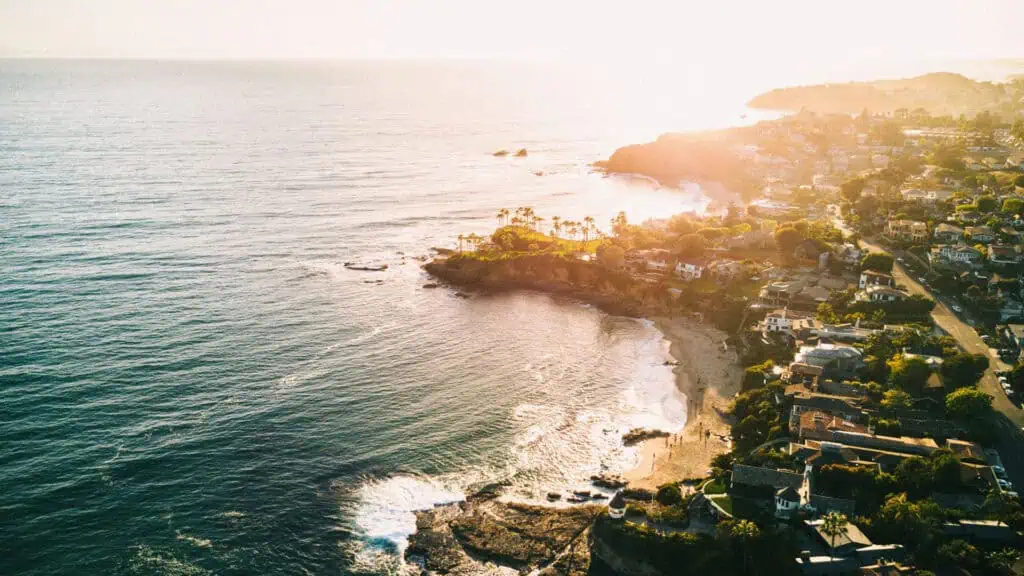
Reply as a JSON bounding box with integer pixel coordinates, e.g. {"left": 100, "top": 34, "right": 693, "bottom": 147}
{"left": 2, "top": 0, "right": 1023, "bottom": 64}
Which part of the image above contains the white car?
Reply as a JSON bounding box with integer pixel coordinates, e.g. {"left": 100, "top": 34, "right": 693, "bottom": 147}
{"left": 993, "top": 466, "right": 1008, "bottom": 479}
{"left": 998, "top": 479, "right": 1014, "bottom": 490}
{"left": 952, "top": 305, "right": 963, "bottom": 313}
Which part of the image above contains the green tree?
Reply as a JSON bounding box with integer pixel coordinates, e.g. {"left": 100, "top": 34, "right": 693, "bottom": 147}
{"left": 881, "top": 389, "right": 913, "bottom": 411}
{"left": 841, "top": 178, "right": 865, "bottom": 203}
{"left": 655, "top": 483, "right": 683, "bottom": 506}
{"left": 976, "top": 195, "right": 998, "bottom": 213}
{"left": 600, "top": 245, "right": 625, "bottom": 268}
{"left": 888, "top": 356, "right": 931, "bottom": 396}
{"left": 675, "top": 233, "right": 706, "bottom": 259}
{"left": 774, "top": 226, "right": 803, "bottom": 255}
{"left": 940, "top": 353, "right": 989, "bottom": 390}
{"left": 945, "top": 387, "right": 993, "bottom": 420}
{"left": 895, "top": 457, "right": 933, "bottom": 498}
{"left": 729, "top": 519, "right": 761, "bottom": 573}
{"left": 821, "top": 512, "right": 848, "bottom": 561}
{"left": 1002, "top": 197, "right": 1024, "bottom": 215}
{"left": 860, "top": 253, "right": 894, "bottom": 273}
{"left": 816, "top": 302, "right": 839, "bottom": 324}
{"left": 936, "top": 540, "right": 982, "bottom": 570}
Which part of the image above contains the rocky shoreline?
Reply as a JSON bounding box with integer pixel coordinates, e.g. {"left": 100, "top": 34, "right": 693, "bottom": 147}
{"left": 405, "top": 487, "right": 602, "bottom": 576}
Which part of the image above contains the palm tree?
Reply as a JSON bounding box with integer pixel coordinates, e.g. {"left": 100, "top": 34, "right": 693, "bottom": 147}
{"left": 533, "top": 215, "right": 545, "bottom": 234}
{"left": 522, "top": 207, "right": 536, "bottom": 230}
{"left": 821, "top": 512, "right": 849, "bottom": 561}
{"left": 730, "top": 520, "right": 761, "bottom": 575}
{"left": 497, "top": 208, "right": 509, "bottom": 227}
{"left": 457, "top": 234, "right": 465, "bottom": 253}
{"left": 582, "top": 216, "right": 595, "bottom": 246}
{"left": 565, "top": 222, "right": 579, "bottom": 250}
{"left": 551, "top": 216, "right": 561, "bottom": 238}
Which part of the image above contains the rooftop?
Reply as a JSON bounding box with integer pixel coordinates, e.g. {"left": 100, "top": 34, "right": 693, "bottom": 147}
{"left": 806, "top": 518, "right": 873, "bottom": 554}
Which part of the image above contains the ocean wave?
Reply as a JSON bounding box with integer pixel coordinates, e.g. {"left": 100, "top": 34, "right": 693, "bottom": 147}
{"left": 352, "top": 474, "right": 465, "bottom": 551}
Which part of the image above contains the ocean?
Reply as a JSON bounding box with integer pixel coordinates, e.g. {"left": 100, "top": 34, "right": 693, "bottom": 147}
{"left": 2, "top": 59, "right": 1019, "bottom": 575}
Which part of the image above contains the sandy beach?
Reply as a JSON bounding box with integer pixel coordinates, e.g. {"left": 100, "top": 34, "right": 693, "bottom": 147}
{"left": 623, "top": 316, "right": 743, "bottom": 490}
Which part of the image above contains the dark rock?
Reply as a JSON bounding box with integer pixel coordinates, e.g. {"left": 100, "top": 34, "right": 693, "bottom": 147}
{"left": 572, "top": 490, "right": 591, "bottom": 498}
{"left": 621, "top": 427, "right": 670, "bottom": 446}
{"left": 547, "top": 492, "right": 562, "bottom": 501}
{"left": 454, "top": 291, "right": 470, "bottom": 299}
{"left": 492, "top": 149, "right": 510, "bottom": 157}
{"left": 344, "top": 262, "right": 389, "bottom": 272}
{"left": 590, "top": 474, "right": 628, "bottom": 490}
{"left": 422, "top": 283, "right": 439, "bottom": 289}
{"left": 514, "top": 148, "right": 528, "bottom": 157}
{"left": 591, "top": 494, "right": 608, "bottom": 500}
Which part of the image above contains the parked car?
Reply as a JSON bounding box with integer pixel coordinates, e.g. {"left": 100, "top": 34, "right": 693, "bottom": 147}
{"left": 998, "top": 479, "right": 1014, "bottom": 490}
{"left": 952, "top": 305, "right": 963, "bottom": 313}
{"left": 993, "top": 466, "right": 1008, "bottom": 479}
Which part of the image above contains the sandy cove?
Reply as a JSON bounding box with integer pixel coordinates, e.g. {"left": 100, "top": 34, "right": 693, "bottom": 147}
{"left": 623, "top": 316, "right": 743, "bottom": 490}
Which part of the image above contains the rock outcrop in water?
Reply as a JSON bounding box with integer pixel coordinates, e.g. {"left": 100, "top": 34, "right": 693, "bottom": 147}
{"left": 406, "top": 497, "right": 601, "bottom": 576}
{"left": 621, "top": 428, "right": 670, "bottom": 447}
{"left": 423, "top": 254, "right": 673, "bottom": 318}
{"left": 596, "top": 133, "right": 755, "bottom": 196}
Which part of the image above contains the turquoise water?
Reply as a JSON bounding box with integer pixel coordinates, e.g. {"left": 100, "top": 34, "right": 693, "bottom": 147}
{"left": 1, "top": 60, "right": 722, "bottom": 575}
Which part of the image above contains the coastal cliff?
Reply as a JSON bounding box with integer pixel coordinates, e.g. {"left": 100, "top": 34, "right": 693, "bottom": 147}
{"left": 747, "top": 72, "right": 1011, "bottom": 115}
{"left": 423, "top": 253, "right": 672, "bottom": 318}
{"left": 406, "top": 497, "right": 601, "bottom": 576}
{"left": 595, "top": 132, "right": 757, "bottom": 198}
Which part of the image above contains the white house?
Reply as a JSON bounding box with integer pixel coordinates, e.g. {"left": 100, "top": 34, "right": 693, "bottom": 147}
{"left": 855, "top": 285, "right": 907, "bottom": 303}
{"left": 759, "top": 309, "right": 814, "bottom": 336}
{"left": 676, "top": 260, "right": 705, "bottom": 281}
{"left": 931, "top": 245, "right": 983, "bottom": 268}
{"left": 859, "top": 270, "right": 894, "bottom": 289}
{"left": 775, "top": 486, "right": 801, "bottom": 519}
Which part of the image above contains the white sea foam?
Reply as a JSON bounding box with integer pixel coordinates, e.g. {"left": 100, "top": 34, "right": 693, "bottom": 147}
{"left": 353, "top": 475, "right": 465, "bottom": 552}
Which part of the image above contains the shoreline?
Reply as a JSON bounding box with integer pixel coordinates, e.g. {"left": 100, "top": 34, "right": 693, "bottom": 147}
{"left": 623, "top": 316, "right": 741, "bottom": 490}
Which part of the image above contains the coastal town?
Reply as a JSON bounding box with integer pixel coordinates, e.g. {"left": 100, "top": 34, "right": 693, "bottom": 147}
{"left": 417, "top": 77, "right": 1024, "bottom": 576}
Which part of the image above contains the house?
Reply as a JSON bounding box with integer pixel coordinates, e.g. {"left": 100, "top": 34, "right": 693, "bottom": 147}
{"left": 760, "top": 281, "right": 804, "bottom": 307}
{"left": 797, "top": 285, "right": 832, "bottom": 307}
{"left": 805, "top": 518, "right": 874, "bottom": 557}
{"left": 930, "top": 245, "right": 983, "bottom": 268}
{"left": 829, "top": 430, "right": 939, "bottom": 456}
{"left": 988, "top": 244, "right": 1020, "bottom": 265}
{"left": 900, "top": 188, "right": 927, "bottom": 202}
{"left": 675, "top": 259, "right": 705, "bottom": 281}
{"left": 797, "top": 410, "right": 868, "bottom": 442}
{"left": 855, "top": 286, "right": 907, "bottom": 303}
{"left": 933, "top": 223, "right": 964, "bottom": 243}
{"left": 859, "top": 270, "right": 893, "bottom": 289}
{"left": 965, "top": 226, "right": 996, "bottom": 243}
{"left": 925, "top": 189, "right": 955, "bottom": 203}
{"left": 730, "top": 464, "right": 803, "bottom": 490}
{"left": 945, "top": 439, "right": 987, "bottom": 465}
{"left": 794, "top": 343, "right": 865, "bottom": 378}
{"left": 760, "top": 309, "right": 814, "bottom": 336}
{"left": 776, "top": 486, "right": 801, "bottom": 518}
{"left": 706, "top": 259, "right": 744, "bottom": 281}
{"left": 885, "top": 220, "right": 927, "bottom": 243}
{"left": 788, "top": 388, "right": 867, "bottom": 424}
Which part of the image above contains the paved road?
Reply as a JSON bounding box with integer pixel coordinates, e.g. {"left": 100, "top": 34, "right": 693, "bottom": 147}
{"left": 858, "top": 239, "right": 1024, "bottom": 488}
